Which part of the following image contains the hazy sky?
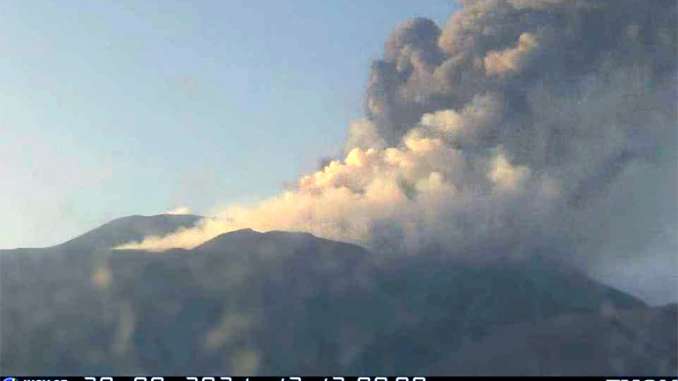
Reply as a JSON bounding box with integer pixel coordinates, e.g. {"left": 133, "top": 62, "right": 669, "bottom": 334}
{"left": 0, "top": 1, "right": 455, "bottom": 248}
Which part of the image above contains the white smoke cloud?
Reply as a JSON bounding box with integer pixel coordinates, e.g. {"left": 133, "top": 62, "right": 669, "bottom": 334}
{"left": 164, "top": 206, "right": 193, "bottom": 215}
{"left": 117, "top": 0, "right": 677, "bottom": 290}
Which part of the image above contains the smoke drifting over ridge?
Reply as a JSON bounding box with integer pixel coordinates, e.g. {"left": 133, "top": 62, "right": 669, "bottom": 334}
{"left": 120, "top": 1, "right": 677, "bottom": 268}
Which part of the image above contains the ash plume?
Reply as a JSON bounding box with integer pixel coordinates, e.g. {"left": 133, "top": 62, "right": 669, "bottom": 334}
{"left": 119, "top": 0, "right": 677, "bottom": 273}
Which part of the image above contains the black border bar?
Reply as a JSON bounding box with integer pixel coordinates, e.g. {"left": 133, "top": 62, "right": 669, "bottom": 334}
{"left": 2, "top": 377, "right": 677, "bottom": 381}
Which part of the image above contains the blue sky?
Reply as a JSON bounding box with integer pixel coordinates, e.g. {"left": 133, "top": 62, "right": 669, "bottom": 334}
{"left": 0, "top": 1, "right": 456, "bottom": 248}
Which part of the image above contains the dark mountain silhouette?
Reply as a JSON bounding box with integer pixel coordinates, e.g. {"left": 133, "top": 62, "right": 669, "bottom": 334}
{"left": 0, "top": 215, "right": 673, "bottom": 375}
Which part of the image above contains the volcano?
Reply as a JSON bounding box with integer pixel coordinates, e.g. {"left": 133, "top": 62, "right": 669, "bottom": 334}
{"left": 1, "top": 214, "right": 673, "bottom": 375}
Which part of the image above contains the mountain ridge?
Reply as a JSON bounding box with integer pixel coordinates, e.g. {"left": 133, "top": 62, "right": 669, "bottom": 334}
{"left": 0, "top": 214, "right": 203, "bottom": 252}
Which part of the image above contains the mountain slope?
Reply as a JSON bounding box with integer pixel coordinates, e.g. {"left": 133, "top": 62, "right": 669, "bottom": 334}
{"left": 430, "top": 304, "right": 678, "bottom": 375}
{"left": 0, "top": 214, "right": 202, "bottom": 256}
{"left": 0, "top": 216, "right": 667, "bottom": 375}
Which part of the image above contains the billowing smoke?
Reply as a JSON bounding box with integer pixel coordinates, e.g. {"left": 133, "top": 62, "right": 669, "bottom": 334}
{"left": 119, "top": 1, "right": 677, "bottom": 272}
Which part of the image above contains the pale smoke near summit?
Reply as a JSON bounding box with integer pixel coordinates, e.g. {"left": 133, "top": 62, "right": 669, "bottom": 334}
{"left": 119, "top": 0, "right": 677, "bottom": 267}
{"left": 164, "top": 206, "right": 193, "bottom": 215}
